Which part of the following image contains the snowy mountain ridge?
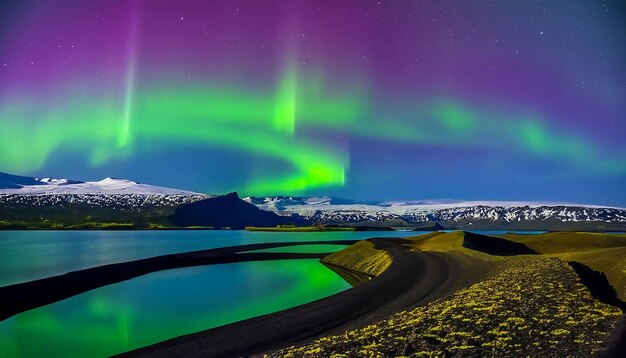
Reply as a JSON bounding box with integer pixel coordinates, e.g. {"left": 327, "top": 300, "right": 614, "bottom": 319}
{"left": 1, "top": 172, "right": 624, "bottom": 228}
{"left": 0, "top": 174, "right": 205, "bottom": 196}
{"left": 0, "top": 172, "right": 210, "bottom": 210}
{"left": 243, "top": 196, "right": 626, "bottom": 226}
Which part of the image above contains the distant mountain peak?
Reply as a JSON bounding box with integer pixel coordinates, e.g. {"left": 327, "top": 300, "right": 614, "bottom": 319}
{"left": 245, "top": 195, "right": 626, "bottom": 230}
{"left": 96, "top": 177, "right": 139, "bottom": 185}
{"left": 0, "top": 171, "right": 207, "bottom": 196}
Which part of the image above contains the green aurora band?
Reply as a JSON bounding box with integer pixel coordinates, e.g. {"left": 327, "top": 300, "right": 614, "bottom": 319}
{"left": 0, "top": 64, "right": 623, "bottom": 195}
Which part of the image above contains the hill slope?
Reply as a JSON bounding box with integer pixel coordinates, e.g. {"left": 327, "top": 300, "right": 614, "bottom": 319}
{"left": 270, "top": 232, "right": 625, "bottom": 356}
{"left": 169, "top": 192, "right": 305, "bottom": 229}
{"left": 271, "top": 257, "right": 622, "bottom": 357}
{"left": 503, "top": 232, "right": 626, "bottom": 300}
{"left": 0, "top": 172, "right": 212, "bottom": 228}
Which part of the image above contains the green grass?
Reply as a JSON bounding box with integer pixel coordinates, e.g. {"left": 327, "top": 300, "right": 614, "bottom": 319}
{"left": 403, "top": 231, "right": 499, "bottom": 258}
{"left": 329, "top": 232, "right": 626, "bottom": 297}
{"left": 0, "top": 203, "right": 177, "bottom": 228}
{"left": 321, "top": 241, "right": 392, "bottom": 279}
{"left": 0, "top": 220, "right": 208, "bottom": 230}
{"left": 283, "top": 231, "right": 626, "bottom": 356}
{"left": 406, "top": 231, "right": 471, "bottom": 252}
{"left": 401, "top": 231, "right": 626, "bottom": 299}
{"left": 553, "top": 247, "right": 626, "bottom": 301}
{"left": 503, "top": 232, "right": 626, "bottom": 254}
{"left": 0, "top": 221, "right": 137, "bottom": 230}
{"left": 503, "top": 232, "right": 626, "bottom": 300}
{"left": 271, "top": 257, "right": 622, "bottom": 357}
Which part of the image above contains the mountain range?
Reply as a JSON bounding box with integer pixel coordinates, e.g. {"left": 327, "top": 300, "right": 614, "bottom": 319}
{"left": 244, "top": 196, "right": 626, "bottom": 231}
{"left": 1, "top": 172, "right": 624, "bottom": 231}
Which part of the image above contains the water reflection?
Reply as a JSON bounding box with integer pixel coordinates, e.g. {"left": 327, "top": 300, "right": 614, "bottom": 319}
{"left": 0, "top": 259, "right": 350, "bottom": 357}
{"left": 0, "top": 230, "right": 414, "bottom": 286}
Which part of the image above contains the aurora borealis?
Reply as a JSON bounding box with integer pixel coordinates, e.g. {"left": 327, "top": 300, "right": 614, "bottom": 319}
{"left": 0, "top": 1, "right": 624, "bottom": 205}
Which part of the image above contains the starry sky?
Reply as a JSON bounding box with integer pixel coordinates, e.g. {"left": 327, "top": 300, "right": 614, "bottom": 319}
{"left": 0, "top": 0, "right": 624, "bottom": 206}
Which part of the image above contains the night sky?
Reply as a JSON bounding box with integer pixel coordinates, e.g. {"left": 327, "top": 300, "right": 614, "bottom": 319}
{"left": 0, "top": 0, "right": 624, "bottom": 206}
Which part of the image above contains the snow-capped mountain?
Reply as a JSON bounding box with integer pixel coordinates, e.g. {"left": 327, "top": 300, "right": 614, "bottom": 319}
{"left": 1, "top": 171, "right": 624, "bottom": 230}
{"left": 0, "top": 172, "right": 202, "bottom": 195}
{"left": 0, "top": 172, "right": 210, "bottom": 210}
{"left": 243, "top": 196, "right": 626, "bottom": 230}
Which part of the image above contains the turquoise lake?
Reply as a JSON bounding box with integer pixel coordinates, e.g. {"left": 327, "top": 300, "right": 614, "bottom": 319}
{"left": 0, "top": 230, "right": 414, "bottom": 286}
{"left": 0, "top": 230, "right": 414, "bottom": 357}
{"left": 0, "top": 230, "right": 549, "bottom": 357}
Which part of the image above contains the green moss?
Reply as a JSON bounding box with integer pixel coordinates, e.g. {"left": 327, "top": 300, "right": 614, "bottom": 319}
{"left": 404, "top": 231, "right": 505, "bottom": 261}
{"left": 504, "top": 232, "right": 626, "bottom": 300}
{"left": 269, "top": 257, "right": 622, "bottom": 357}
{"left": 321, "top": 241, "right": 392, "bottom": 278}
{"left": 503, "top": 232, "right": 626, "bottom": 254}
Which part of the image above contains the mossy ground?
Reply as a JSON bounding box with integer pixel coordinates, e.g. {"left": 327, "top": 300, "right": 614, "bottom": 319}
{"left": 268, "top": 257, "right": 622, "bottom": 357}
{"left": 321, "top": 240, "right": 392, "bottom": 278}
{"left": 503, "top": 232, "right": 626, "bottom": 300}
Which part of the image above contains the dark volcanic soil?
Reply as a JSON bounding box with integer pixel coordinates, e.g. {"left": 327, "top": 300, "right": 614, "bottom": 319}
{"left": 118, "top": 238, "right": 462, "bottom": 357}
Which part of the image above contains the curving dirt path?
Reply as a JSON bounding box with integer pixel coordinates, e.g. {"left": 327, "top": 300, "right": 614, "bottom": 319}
{"left": 119, "top": 238, "right": 459, "bottom": 357}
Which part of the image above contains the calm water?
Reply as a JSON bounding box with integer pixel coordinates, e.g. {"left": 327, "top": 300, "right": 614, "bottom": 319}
{"left": 0, "top": 229, "right": 548, "bottom": 357}
{"left": 0, "top": 230, "right": 414, "bottom": 357}
{"left": 0, "top": 259, "right": 350, "bottom": 357}
{"left": 0, "top": 230, "right": 414, "bottom": 286}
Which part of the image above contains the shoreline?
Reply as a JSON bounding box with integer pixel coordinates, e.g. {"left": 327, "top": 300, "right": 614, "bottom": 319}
{"left": 5, "top": 231, "right": 624, "bottom": 356}
{"left": 0, "top": 225, "right": 399, "bottom": 231}
{"left": 0, "top": 240, "right": 359, "bottom": 321}
{"left": 245, "top": 226, "right": 357, "bottom": 232}
{"left": 119, "top": 238, "right": 460, "bottom": 357}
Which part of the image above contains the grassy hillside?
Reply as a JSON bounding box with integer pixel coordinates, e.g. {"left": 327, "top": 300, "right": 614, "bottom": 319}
{"left": 0, "top": 204, "right": 175, "bottom": 229}
{"left": 555, "top": 247, "right": 626, "bottom": 302}
{"left": 329, "top": 233, "right": 626, "bottom": 294}
{"left": 291, "top": 231, "right": 626, "bottom": 356}
{"left": 503, "top": 232, "right": 626, "bottom": 253}
{"left": 321, "top": 241, "right": 392, "bottom": 279}
{"left": 403, "top": 231, "right": 467, "bottom": 252}
{"left": 503, "top": 232, "right": 626, "bottom": 300}
{"left": 323, "top": 232, "right": 535, "bottom": 293}
{"left": 271, "top": 257, "right": 622, "bottom": 357}
{"left": 401, "top": 231, "right": 626, "bottom": 300}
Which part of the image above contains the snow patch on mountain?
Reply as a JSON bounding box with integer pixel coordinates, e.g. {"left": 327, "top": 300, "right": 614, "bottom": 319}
{"left": 243, "top": 196, "right": 626, "bottom": 224}
{"left": 0, "top": 176, "right": 205, "bottom": 196}
{"left": 0, "top": 172, "right": 211, "bottom": 210}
